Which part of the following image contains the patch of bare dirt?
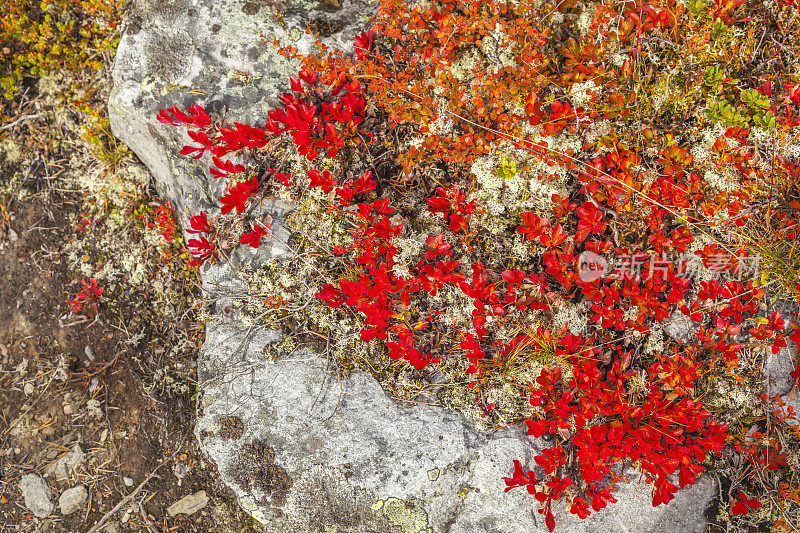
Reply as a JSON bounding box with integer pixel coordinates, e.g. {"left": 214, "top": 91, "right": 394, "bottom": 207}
{"left": 0, "top": 118, "right": 258, "bottom": 532}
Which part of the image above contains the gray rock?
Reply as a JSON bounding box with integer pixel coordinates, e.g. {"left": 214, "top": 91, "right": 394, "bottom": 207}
{"left": 108, "top": 0, "right": 376, "bottom": 228}
{"left": 45, "top": 443, "right": 85, "bottom": 482}
{"left": 760, "top": 301, "right": 800, "bottom": 427}
{"left": 663, "top": 309, "right": 696, "bottom": 345}
{"left": 58, "top": 485, "right": 88, "bottom": 515}
{"left": 195, "top": 320, "right": 715, "bottom": 532}
{"left": 166, "top": 490, "right": 209, "bottom": 517}
{"left": 765, "top": 343, "right": 797, "bottom": 397}
{"left": 19, "top": 473, "right": 53, "bottom": 518}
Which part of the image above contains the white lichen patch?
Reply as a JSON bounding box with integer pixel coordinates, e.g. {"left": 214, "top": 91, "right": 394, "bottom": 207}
{"left": 0, "top": 137, "right": 23, "bottom": 164}
{"left": 551, "top": 299, "right": 589, "bottom": 335}
{"left": 643, "top": 328, "right": 665, "bottom": 356}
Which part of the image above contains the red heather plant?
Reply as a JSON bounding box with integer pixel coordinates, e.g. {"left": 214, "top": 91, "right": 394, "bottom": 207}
{"left": 157, "top": 0, "right": 800, "bottom": 529}
{"left": 155, "top": 203, "right": 179, "bottom": 242}
{"left": 67, "top": 277, "right": 104, "bottom": 314}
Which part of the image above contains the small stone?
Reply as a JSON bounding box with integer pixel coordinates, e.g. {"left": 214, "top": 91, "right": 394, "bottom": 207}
{"left": 19, "top": 473, "right": 53, "bottom": 518}
{"left": 45, "top": 443, "right": 85, "bottom": 482}
{"left": 123, "top": 477, "right": 134, "bottom": 487}
{"left": 23, "top": 382, "right": 34, "bottom": 396}
{"left": 8, "top": 228, "right": 18, "bottom": 242}
{"left": 166, "top": 490, "right": 209, "bottom": 517}
{"left": 663, "top": 310, "right": 695, "bottom": 345}
{"left": 58, "top": 485, "right": 87, "bottom": 515}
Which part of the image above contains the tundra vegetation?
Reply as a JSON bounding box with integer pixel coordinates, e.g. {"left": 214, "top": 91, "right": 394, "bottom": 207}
{"left": 1, "top": 1, "right": 258, "bottom": 531}
{"left": 160, "top": 0, "right": 800, "bottom": 529}
{"left": 4, "top": 0, "right": 800, "bottom": 530}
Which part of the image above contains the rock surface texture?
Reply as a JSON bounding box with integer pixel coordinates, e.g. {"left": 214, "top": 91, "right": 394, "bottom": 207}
{"left": 108, "top": 0, "right": 725, "bottom": 531}
{"left": 19, "top": 473, "right": 53, "bottom": 519}
{"left": 195, "top": 320, "right": 715, "bottom": 532}
{"left": 45, "top": 443, "right": 85, "bottom": 482}
{"left": 167, "top": 490, "right": 210, "bottom": 517}
{"left": 58, "top": 485, "right": 88, "bottom": 516}
{"left": 109, "top": 0, "right": 375, "bottom": 225}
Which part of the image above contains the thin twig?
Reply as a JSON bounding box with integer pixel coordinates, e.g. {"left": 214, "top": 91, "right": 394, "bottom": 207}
{"left": 0, "top": 113, "right": 43, "bottom": 131}
{"left": 137, "top": 498, "right": 159, "bottom": 533}
{"left": 86, "top": 431, "right": 188, "bottom": 533}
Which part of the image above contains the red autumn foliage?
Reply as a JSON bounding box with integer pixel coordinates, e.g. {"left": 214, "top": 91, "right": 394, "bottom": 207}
{"left": 67, "top": 277, "right": 105, "bottom": 314}
{"left": 156, "top": 0, "right": 800, "bottom": 528}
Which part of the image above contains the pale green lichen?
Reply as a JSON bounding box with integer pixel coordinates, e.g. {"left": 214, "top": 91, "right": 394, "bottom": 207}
{"left": 0, "top": 137, "right": 23, "bottom": 164}
{"left": 238, "top": 495, "right": 268, "bottom": 524}
{"left": 375, "top": 497, "right": 430, "bottom": 533}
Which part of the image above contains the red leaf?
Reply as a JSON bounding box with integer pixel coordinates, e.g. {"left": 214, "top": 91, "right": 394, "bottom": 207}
{"left": 308, "top": 169, "right": 337, "bottom": 193}
{"left": 187, "top": 211, "right": 212, "bottom": 234}
{"left": 545, "top": 509, "right": 555, "bottom": 532}
{"left": 517, "top": 212, "right": 551, "bottom": 241}
{"left": 424, "top": 233, "right": 452, "bottom": 260}
{"left": 239, "top": 223, "right": 271, "bottom": 248}
{"left": 540, "top": 223, "right": 567, "bottom": 247}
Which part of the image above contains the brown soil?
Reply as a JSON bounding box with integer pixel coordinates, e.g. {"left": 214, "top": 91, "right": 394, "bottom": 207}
{"left": 0, "top": 136, "right": 258, "bottom": 531}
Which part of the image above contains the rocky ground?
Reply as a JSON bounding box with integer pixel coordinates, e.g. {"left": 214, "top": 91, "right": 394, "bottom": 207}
{"left": 0, "top": 67, "right": 258, "bottom": 532}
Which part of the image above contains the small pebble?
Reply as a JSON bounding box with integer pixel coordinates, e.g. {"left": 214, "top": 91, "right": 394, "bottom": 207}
{"left": 23, "top": 382, "right": 34, "bottom": 396}
{"left": 19, "top": 473, "right": 53, "bottom": 518}
{"left": 58, "top": 485, "right": 87, "bottom": 515}
{"left": 167, "top": 491, "right": 209, "bottom": 517}
{"left": 123, "top": 477, "right": 134, "bottom": 487}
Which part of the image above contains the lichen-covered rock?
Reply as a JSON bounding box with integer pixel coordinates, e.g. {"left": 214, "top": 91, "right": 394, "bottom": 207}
{"left": 167, "top": 490, "right": 210, "bottom": 517}
{"left": 196, "top": 319, "right": 715, "bottom": 532}
{"left": 108, "top": 0, "right": 376, "bottom": 225}
{"left": 763, "top": 301, "right": 800, "bottom": 427}
{"left": 111, "top": 0, "right": 722, "bottom": 530}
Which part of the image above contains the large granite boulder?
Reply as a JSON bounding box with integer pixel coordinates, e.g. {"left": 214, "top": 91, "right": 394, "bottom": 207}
{"left": 195, "top": 313, "right": 716, "bottom": 532}
{"left": 108, "top": 0, "right": 726, "bottom": 530}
